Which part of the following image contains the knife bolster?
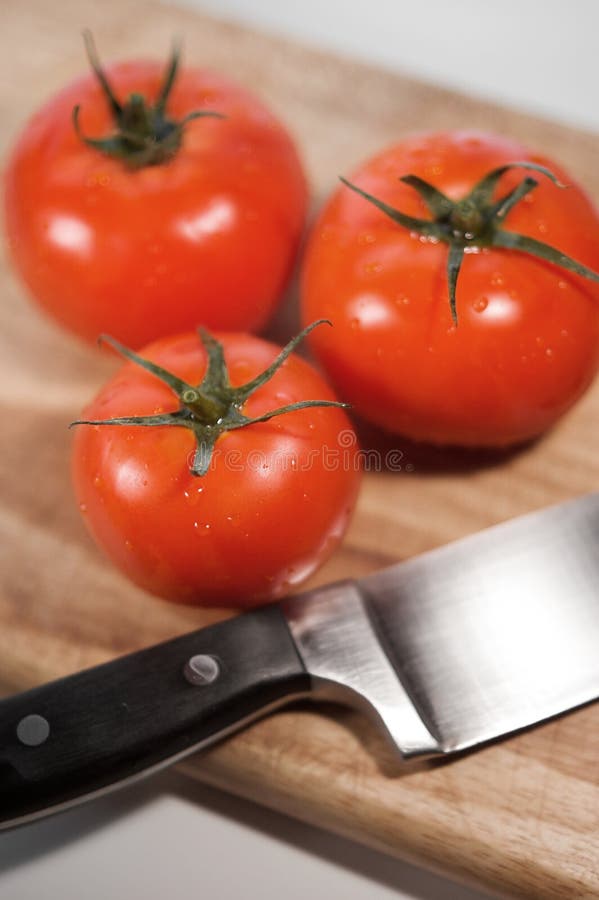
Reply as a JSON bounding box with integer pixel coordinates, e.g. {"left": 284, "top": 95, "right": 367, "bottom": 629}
{"left": 283, "top": 582, "right": 442, "bottom": 759}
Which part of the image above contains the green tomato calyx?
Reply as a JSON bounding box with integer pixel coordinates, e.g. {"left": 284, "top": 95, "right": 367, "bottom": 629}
{"left": 70, "top": 321, "right": 349, "bottom": 477}
{"left": 72, "top": 31, "right": 225, "bottom": 169}
{"left": 341, "top": 162, "right": 599, "bottom": 324}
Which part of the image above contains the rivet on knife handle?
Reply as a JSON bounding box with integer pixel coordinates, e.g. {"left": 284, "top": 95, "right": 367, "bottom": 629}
{"left": 0, "top": 605, "right": 310, "bottom": 830}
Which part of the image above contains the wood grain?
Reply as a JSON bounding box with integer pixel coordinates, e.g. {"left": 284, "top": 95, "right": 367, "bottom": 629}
{"left": 1, "top": 1, "right": 598, "bottom": 897}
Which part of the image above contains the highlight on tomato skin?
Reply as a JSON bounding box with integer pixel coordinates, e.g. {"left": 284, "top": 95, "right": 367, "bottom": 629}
{"left": 3, "top": 36, "right": 308, "bottom": 348}
{"left": 70, "top": 326, "right": 362, "bottom": 607}
{"left": 301, "top": 130, "right": 599, "bottom": 449}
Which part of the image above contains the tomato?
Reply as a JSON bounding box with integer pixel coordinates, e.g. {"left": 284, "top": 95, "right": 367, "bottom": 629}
{"left": 4, "top": 38, "right": 307, "bottom": 347}
{"left": 71, "top": 325, "right": 360, "bottom": 606}
{"left": 301, "top": 130, "right": 599, "bottom": 447}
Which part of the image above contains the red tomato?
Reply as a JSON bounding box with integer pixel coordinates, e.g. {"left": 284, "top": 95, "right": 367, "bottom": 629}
{"left": 301, "top": 131, "right": 599, "bottom": 447}
{"left": 4, "top": 44, "right": 307, "bottom": 347}
{"left": 71, "top": 329, "right": 360, "bottom": 606}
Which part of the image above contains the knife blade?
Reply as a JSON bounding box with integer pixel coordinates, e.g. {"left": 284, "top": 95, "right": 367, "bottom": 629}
{"left": 1, "top": 493, "right": 597, "bottom": 830}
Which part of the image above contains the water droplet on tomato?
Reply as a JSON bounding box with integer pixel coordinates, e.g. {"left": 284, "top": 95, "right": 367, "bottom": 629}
{"left": 490, "top": 273, "right": 504, "bottom": 287}
{"left": 350, "top": 318, "right": 360, "bottom": 330}
{"left": 537, "top": 220, "right": 549, "bottom": 235}
{"left": 185, "top": 485, "right": 204, "bottom": 506}
{"left": 545, "top": 348, "right": 554, "bottom": 359}
{"left": 560, "top": 329, "right": 569, "bottom": 338}
{"left": 558, "top": 280, "right": 568, "bottom": 290}
{"left": 363, "top": 262, "right": 383, "bottom": 275}
{"left": 79, "top": 503, "right": 87, "bottom": 513}
{"left": 358, "top": 232, "right": 376, "bottom": 245}
{"left": 473, "top": 296, "right": 488, "bottom": 313}
{"left": 125, "top": 540, "right": 133, "bottom": 551}
{"left": 425, "top": 164, "right": 443, "bottom": 178}
{"left": 93, "top": 474, "right": 102, "bottom": 487}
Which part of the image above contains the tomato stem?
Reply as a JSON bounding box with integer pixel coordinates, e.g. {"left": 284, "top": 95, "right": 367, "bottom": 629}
{"left": 341, "top": 161, "right": 599, "bottom": 324}
{"left": 72, "top": 31, "right": 225, "bottom": 169}
{"left": 70, "top": 321, "right": 349, "bottom": 477}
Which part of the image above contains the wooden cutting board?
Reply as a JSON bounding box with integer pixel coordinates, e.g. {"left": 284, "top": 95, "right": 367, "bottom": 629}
{"left": 1, "top": 1, "right": 598, "bottom": 897}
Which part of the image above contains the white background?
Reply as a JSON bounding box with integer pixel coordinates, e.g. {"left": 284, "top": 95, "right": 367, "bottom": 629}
{"left": 185, "top": 0, "right": 599, "bottom": 132}
{"left": 2, "top": 3, "right": 597, "bottom": 900}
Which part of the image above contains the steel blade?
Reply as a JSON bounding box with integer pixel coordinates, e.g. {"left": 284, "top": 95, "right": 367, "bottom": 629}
{"left": 359, "top": 493, "right": 599, "bottom": 752}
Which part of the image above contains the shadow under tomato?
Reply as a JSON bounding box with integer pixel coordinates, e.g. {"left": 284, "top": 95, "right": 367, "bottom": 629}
{"left": 351, "top": 414, "right": 541, "bottom": 476}
{"left": 263, "top": 273, "right": 303, "bottom": 349}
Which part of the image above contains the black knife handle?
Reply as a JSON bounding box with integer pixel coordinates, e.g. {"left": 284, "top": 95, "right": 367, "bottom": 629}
{"left": 0, "top": 604, "right": 310, "bottom": 828}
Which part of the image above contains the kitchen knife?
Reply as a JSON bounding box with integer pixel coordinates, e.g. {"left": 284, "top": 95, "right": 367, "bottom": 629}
{"left": 1, "top": 493, "right": 598, "bottom": 830}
